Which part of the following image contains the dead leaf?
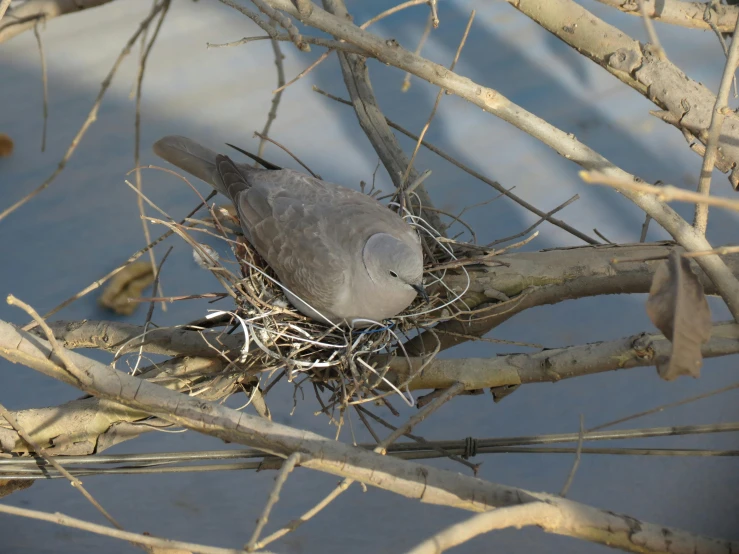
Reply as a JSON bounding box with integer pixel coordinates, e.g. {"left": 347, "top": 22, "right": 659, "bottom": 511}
{"left": 645, "top": 251, "right": 711, "bottom": 380}
{"left": 98, "top": 261, "right": 155, "bottom": 316}
{"left": 0, "top": 134, "right": 13, "bottom": 157}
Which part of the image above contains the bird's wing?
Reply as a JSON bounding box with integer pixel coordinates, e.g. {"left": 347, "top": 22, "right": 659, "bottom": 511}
{"left": 217, "top": 159, "right": 350, "bottom": 314}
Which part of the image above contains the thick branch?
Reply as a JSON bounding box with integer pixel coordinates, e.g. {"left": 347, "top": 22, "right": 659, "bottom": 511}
{"left": 0, "top": 320, "right": 734, "bottom": 554}
{"left": 408, "top": 243, "right": 739, "bottom": 354}
{"left": 0, "top": 356, "right": 227, "bottom": 456}
{"left": 322, "top": 0, "right": 444, "bottom": 233}
{"left": 39, "top": 320, "right": 244, "bottom": 357}
{"left": 0, "top": 0, "right": 115, "bottom": 44}
{"left": 595, "top": 0, "right": 739, "bottom": 32}
{"left": 253, "top": 0, "right": 739, "bottom": 322}
{"left": 508, "top": 0, "right": 739, "bottom": 187}
{"left": 42, "top": 245, "right": 739, "bottom": 356}
{"left": 384, "top": 322, "right": 739, "bottom": 390}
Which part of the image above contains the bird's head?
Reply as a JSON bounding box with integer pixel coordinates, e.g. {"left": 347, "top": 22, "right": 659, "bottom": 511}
{"left": 362, "top": 232, "right": 427, "bottom": 302}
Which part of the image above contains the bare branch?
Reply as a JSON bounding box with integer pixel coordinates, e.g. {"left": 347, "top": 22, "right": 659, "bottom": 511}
{"left": 582, "top": 171, "right": 739, "bottom": 213}
{"left": 377, "top": 382, "right": 465, "bottom": 454}
{"left": 252, "top": 0, "right": 739, "bottom": 321}
{"left": 400, "top": 10, "right": 475, "bottom": 193}
{"left": 595, "top": 0, "right": 738, "bottom": 32}
{"left": 31, "top": 22, "right": 48, "bottom": 152}
{"left": 314, "top": 86, "right": 599, "bottom": 245}
{"left": 132, "top": 0, "right": 171, "bottom": 313}
{"left": 405, "top": 502, "right": 558, "bottom": 554}
{"left": 1, "top": 321, "right": 735, "bottom": 554}
{"left": 694, "top": 14, "right": 739, "bottom": 233}
{"left": 559, "top": 415, "right": 584, "bottom": 497}
{"left": 0, "top": 503, "right": 253, "bottom": 554}
{"left": 246, "top": 452, "right": 302, "bottom": 551}
{"left": 39, "top": 319, "right": 245, "bottom": 357}
{"left": 323, "top": 0, "right": 445, "bottom": 234}
{"left": 638, "top": 0, "right": 665, "bottom": 60}
{"left": 0, "top": 1, "right": 165, "bottom": 224}
{"left": 508, "top": 0, "right": 739, "bottom": 188}
{"left": 43, "top": 244, "right": 739, "bottom": 360}
{"left": 255, "top": 31, "right": 285, "bottom": 160}
{"left": 0, "top": 0, "right": 116, "bottom": 44}
{"left": 24, "top": 191, "right": 216, "bottom": 329}
{"left": 0, "top": 356, "right": 226, "bottom": 456}
{"left": 0, "top": 403, "right": 124, "bottom": 530}
{"left": 385, "top": 322, "right": 739, "bottom": 391}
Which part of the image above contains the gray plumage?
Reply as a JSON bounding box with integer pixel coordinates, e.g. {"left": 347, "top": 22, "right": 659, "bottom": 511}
{"left": 153, "top": 135, "right": 425, "bottom": 326}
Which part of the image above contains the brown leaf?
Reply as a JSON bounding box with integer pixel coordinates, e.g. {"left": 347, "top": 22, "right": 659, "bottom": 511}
{"left": 98, "top": 261, "right": 155, "bottom": 316}
{"left": 645, "top": 251, "right": 711, "bottom": 380}
{"left": 0, "top": 133, "right": 14, "bottom": 157}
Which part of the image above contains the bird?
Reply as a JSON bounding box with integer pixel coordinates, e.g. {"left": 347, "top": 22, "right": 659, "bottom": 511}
{"left": 153, "top": 135, "right": 427, "bottom": 326}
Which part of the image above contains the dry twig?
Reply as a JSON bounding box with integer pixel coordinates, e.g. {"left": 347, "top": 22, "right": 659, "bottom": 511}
{"left": 694, "top": 13, "right": 739, "bottom": 233}
{"left": 0, "top": 1, "right": 166, "bottom": 223}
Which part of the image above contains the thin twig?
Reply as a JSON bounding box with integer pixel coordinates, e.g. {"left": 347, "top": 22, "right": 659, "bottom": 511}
{"left": 402, "top": 12, "right": 433, "bottom": 92}
{"left": 593, "top": 228, "right": 614, "bottom": 244}
{"left": 257, "top": 383, "right": 465, "bottom": 548}
{"left": 638, "top": 0, "right": 666, "bottom": 59}
{"left": 0, "top": 1, "right": 165, "bottom": 223}
{"left": 560, "top": 415, "right": 584, "bottom": 497}
{"left": 254, "top": 479, "right": 351, "bottom": 549}
{"left": 354, "top": 405, "right": 478, "bottom": 471}
{"left": 220, "top": 0, "right": 309, "bottom": 51}
{"left": 313, "top": 86, "right": 599, "bottom": 245}
{"left": 400, "top": 10, "right": 475, "bottom": 191}
{"left": 7, "top": 295, "right": 89, "bottom": 384}
{"left": 428, "top": 0, "right": 439, "bottom": 27}
{"left": 0, "top": 504, "right": 255, "bottom": 554}
{"left": 273, "top": 50, "right": 330, "bottom": 93}
{"left": 246, "top": 452, "right": 302, "bottom": 551}
{"left": 206, "top": 33, "right": 362, "bottom": 52}
{"left": 612, "top": 244, "right": 739, "bottom": 263}
{"left": 588, "top": 381, "right": 739, "bottom": 432}
{"left": 255, "top": 28, "right": 285, "bottom": 161}
{"left": 639, "top": 213, "right": 651, "bottom": 242}
{"left": 23, "top": 191, "right": 216, "bottom": 330}
{"left": 0, "top": 403, "right": 126, "bottom": 531}
{"left": 704, "top": 4, "right": 731, "bottom": 57}
{"left": 581, "top": 170, "right": 739, "bottom": 213}
{"left": 32, "top": 21, "right": 48, "bottom": 152}
{"left": 361, "top": 0, "right": 428, "bottom": 29}
{"left": 265, "top": 0, "right": 428, "bottom": 94}
{"left": 253, "top": 132, "right": 320, "bottom": 178}
{"left": 405, "top": 502, "right": 557, "bottom": 554}
{"left": 694, "top": 13, "right": 739, "bottom": 234}
{"left": 487, "top": 195, "right": 578, "bottom": 247}
{"left": 702, "top": 4, "right": 738, "bottom": 97}
{"left": 134, "top": 0, "right": 170, "bottom": 312}
{"left": 377, "top": 382, "right": 465, "bottom": 454}
{"left": 132, "top": 246, "right": 173, "bottom": 374}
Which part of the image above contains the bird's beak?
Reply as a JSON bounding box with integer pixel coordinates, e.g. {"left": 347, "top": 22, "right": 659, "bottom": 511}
{"left": 411, "top": 283, "right": 429, "bottom": 302}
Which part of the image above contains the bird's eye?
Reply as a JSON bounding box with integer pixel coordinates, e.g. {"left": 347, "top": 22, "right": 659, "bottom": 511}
{"left": 389, "top": 270, "right": 399, "bottom": 278}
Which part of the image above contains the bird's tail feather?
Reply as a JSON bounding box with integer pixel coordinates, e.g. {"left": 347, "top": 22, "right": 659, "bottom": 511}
{"left": 153, "top": 135, "right": 229, "bottom": 197}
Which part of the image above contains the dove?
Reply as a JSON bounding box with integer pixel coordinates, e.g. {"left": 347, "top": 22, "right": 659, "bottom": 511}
{"left": 153, "top": 136, "right": 427, "bottom": 326}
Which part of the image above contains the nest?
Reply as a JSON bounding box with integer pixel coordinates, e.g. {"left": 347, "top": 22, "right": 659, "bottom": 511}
{"left": 151, "top": 194, "right": 478, "bottom": 416}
